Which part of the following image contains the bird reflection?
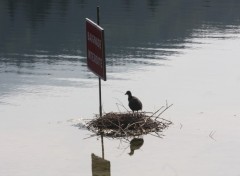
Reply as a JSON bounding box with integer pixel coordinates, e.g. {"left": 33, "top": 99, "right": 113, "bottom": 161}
{"left": 129, "top": 138, "right": 144, "bottom": 156}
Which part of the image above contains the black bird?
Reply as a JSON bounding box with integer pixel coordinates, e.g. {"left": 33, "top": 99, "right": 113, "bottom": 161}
{"left": 125, "top": 91, "right": 142, "bottom": 112}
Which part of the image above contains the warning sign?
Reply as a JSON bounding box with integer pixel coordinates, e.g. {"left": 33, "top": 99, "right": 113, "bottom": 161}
{"left": 86, "top": 18, "right": 106, "bottom": 81}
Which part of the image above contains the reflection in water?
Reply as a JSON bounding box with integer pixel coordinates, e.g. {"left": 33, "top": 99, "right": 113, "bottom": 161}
{"left": 92, "top": 135, "right": 111, "bottom": 176}
{"left": 129, "top": 138, "right": 144, "bottom": 156}
{"left": 91, "top": 153, "right": 111, "bottom": 176}
{"left": 91, "top": 136, "right": 144, "bottom": 175}
{"left": 101, "top": 134, "right": 105, "bottom": 159}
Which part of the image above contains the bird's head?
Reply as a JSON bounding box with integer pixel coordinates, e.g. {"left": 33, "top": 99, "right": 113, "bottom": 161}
{"left": 125, "top": 91, "right": 132, "bottom": 96}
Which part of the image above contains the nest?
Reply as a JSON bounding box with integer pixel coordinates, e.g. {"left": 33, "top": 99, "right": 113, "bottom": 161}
{"left": 86, "top": 104, "right": 173, "bottom": 138}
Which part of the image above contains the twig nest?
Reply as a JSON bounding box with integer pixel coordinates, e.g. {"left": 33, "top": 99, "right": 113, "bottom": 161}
{"left": 86, "top": 111, "right": 172, "bottom": 138}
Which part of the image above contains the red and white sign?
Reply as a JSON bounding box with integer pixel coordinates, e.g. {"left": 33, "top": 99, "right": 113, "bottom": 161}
{"left": 86, "top": 18, "right": 106, "bottom": 81}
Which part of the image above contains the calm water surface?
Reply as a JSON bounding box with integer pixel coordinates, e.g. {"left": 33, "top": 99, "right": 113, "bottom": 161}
{"left": 1, "top": 0, "right": 240, "bottom": 176}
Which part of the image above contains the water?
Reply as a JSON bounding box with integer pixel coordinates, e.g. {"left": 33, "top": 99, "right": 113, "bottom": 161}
{"left": 1, "top": 0, "right": 240, "bottom": 175}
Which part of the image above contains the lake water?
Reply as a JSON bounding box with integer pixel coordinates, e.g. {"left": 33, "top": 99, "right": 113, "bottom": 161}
{"left": 1, "top": 0, "right": 240, "bottom": 175}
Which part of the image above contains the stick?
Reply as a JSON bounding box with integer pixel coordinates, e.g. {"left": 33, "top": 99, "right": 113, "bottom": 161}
{"left": 113, "top": 98, "right": 129, "bottom": 111}
{"left": 149, "top": 106, "right": 165, "bottom": 118}
{"left": 155, "top": 104, "right": 173, "bottom": 120}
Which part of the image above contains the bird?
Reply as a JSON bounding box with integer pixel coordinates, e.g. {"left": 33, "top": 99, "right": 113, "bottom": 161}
{"left": 125, "top": 91, "right": 142, "bottom": 112}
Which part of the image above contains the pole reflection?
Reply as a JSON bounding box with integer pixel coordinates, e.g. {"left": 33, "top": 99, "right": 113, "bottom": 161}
{"left": 91, "top": 134, "right": 110, "bottom": 176}
{"left": 91, "top": 135, "right": 145, "bottom": 175}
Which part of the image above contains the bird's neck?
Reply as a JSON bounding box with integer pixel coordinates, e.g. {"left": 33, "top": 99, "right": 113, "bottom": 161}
{"left": 128, "top": 94, "right": 132, "bottom": 100}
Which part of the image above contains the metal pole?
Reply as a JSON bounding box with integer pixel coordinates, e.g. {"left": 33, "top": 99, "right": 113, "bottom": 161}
{"left": 97, "top": 6, "right": 104, "bottom": 159}
{"left": 97, "top": 6, "right": 100, "bottom": 25}
{"left": 99, "top": 78, "right": 102, "bottom": 117}
{"left": 97, "top": 6, "right": 102, "bottom": 118}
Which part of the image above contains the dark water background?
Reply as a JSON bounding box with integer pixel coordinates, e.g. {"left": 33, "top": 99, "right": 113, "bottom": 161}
{"left": 1, "top": 0, "right": 240, "bottom": 92}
